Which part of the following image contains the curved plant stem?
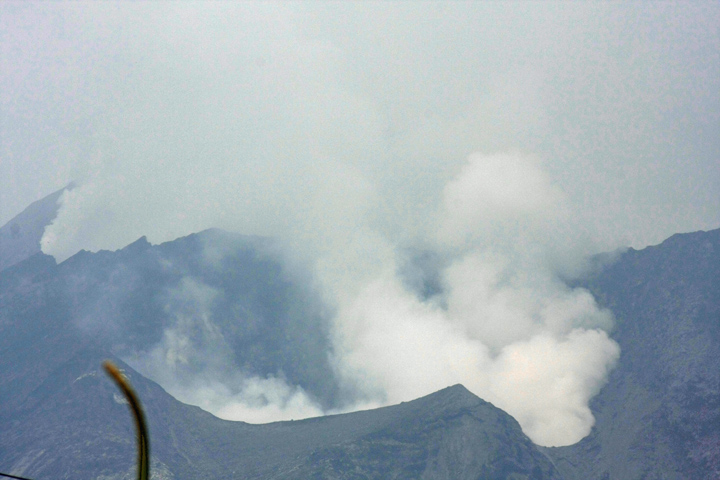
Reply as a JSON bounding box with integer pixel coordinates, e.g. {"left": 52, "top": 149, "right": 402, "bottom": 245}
{"left": 103, "top": 361, "right": 150, "bottom": 480}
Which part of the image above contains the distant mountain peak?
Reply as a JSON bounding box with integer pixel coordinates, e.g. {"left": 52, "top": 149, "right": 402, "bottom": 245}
{"left": 121, "top": 235, "right": 151, "bottom": 254}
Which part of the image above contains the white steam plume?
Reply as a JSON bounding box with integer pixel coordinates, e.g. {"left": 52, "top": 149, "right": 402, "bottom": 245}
{"left": 331, "top": 153, "right": 619, "bottom": 446}
{"left": 37, "top": 4, "right": 621, "bottom": 446}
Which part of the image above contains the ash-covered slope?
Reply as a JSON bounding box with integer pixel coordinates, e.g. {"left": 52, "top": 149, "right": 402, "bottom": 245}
{"left": 545, "top": 228, "right": 720, "bottom": 479}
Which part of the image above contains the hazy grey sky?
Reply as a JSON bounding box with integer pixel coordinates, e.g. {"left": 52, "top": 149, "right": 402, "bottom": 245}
{"left": 1, "top": 1, "right": 718, "bottom": 447}
{"left": 1, "top": 1, "right": 718, "bottom": 249}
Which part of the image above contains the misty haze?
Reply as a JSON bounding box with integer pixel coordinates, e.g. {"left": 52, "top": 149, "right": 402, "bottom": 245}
{"left": 1, "top": 2, "right": 718, "bottom": 479}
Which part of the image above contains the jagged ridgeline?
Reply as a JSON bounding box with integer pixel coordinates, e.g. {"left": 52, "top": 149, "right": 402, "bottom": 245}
{"left": 0, "top": 189, "right": 718, "bottom": 478}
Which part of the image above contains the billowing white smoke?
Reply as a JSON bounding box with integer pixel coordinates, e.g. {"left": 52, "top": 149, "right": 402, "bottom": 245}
{"left": 330, "top": 153, "right": 619, "bottom": 446}
{"left": 37, "top": 3, "right": 620, "bottom": 446}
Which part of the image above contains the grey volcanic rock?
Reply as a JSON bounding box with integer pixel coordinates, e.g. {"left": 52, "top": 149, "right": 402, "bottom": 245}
{"left": 545, "top": 229, "right": 720, "bottom": 479}
{"left": 0, "top": 185, "right": 69, "bottom": 272}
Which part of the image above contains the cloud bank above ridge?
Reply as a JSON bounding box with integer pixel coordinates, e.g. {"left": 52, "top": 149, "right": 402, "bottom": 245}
{"left": 3, "top": 2, "right": 717, "bottom": 252}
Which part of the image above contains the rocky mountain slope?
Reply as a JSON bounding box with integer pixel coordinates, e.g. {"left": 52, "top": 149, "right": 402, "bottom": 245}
{"left": 1, "top": 189, "right": 718, "bottom": 479}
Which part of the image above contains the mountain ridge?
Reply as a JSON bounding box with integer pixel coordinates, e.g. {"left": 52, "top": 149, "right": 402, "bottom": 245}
{"left": 1, "top": 189, "right": 718, "bottom": 478}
